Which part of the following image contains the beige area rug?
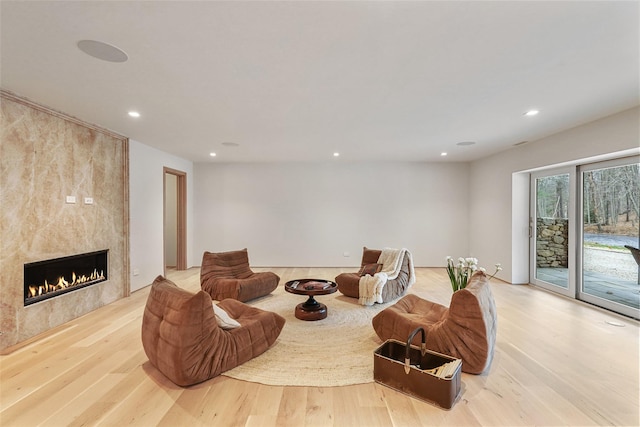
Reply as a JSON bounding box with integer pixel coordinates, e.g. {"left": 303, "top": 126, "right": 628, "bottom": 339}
{"left": 222, "top": 283, "right": 394, "bottom": 387}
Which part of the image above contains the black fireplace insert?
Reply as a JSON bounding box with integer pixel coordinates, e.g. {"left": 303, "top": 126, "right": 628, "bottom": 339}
{"left": 24, "top": 250, "right": 108, "bottom": 306}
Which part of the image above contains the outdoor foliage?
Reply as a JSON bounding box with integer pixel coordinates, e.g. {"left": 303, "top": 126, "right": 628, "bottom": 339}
{"left": 536, "top": 163, "right": 639, "bottom": 235}
{"left": 583, "top": 163, "right": 639, "bottom": 229}
{"left": 537, "top": 174, "right": 570, "bottom": 219}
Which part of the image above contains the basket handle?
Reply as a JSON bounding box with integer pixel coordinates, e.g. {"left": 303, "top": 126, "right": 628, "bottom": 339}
{"left": 404, "top": 327, "right": 426, "bottom": 374}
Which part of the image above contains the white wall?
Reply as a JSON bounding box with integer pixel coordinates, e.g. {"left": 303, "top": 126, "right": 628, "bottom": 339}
{"left": 129, "top": 140, "right": 195, "bottom": 291}
{"left": 127, "top": 107, "right": 638, "bottom": 285}
{"left": 469, "top": 106, "right": 640, "bottom": 283}
{"left": 193, "top": 161, "right": 470, "bottom": 267}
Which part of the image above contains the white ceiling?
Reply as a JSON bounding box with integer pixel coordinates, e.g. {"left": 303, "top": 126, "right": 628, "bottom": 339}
{"left": 1, "top": 1, "right": 638, "bottom": 163}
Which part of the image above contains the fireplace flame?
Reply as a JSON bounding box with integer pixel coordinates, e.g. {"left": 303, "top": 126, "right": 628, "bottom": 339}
{"left": 27, "top": 269, "right": 105, "bottom": 300}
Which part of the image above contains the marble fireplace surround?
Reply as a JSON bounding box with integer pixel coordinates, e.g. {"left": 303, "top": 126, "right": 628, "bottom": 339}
{"left": 0, "top": 90, "right": 130, "bottom": 352}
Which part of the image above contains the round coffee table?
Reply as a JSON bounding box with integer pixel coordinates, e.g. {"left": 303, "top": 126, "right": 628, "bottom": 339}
{"left": 284, "top": 279, "right": 338, "bottom": 321}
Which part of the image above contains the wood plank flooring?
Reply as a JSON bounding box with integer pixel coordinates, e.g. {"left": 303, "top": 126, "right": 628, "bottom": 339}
{"left": 1, "top": 267, "right": 638, "bottom": 426}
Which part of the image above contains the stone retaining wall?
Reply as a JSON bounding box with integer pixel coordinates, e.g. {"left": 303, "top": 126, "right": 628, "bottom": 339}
{"left": 537, "top": 218, "right": 568, "bottom": 268}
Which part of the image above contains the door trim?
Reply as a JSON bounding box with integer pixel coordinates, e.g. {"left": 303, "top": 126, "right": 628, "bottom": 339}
{"left": 163, "top": 167, "right": 187, "bottom": 272}
{"left": 529, "top": 167, "right": 576, "bottom": 298}
{"left": 577, "top": 155, "right": 640, "bottom": 319}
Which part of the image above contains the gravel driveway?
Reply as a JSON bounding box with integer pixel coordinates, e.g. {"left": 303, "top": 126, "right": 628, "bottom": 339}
{"left": 584, "top": 246, "right": 638, "bottom": 281}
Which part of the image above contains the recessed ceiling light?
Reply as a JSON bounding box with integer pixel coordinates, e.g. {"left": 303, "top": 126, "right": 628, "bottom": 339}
{"left": 456, "top": 141, "right": 476, "bottom": 146}
{"left": 524, "top": 109, "right": 539, "bottom": 117}
{"left": 209, "top": 152, "right": 217, "bottom": 157}
{"left": 441, "top": 152, "right": 448, "bottom": 156}
{"left": 333, "top": 152, "right": 340, "bottom": 157}
{"left": 77, "top": 40, "right": 128, "bottom": 63}
{"left": 128, "top": 111, "right": 140, "bottom": 118}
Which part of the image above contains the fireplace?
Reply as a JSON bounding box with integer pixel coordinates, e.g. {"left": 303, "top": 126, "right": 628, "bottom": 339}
{"left": 24, "top": 250, "right": 108, "bottom": 306}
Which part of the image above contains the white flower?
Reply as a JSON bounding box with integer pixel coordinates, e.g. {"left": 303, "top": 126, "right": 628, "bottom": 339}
{"left": 446, "top": 255, "right": 502, "bottom": 291}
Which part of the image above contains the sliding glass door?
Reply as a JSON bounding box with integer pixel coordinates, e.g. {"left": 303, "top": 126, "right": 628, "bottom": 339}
{"left": 530, "top": 168, "right": 576, "bottom": 298}
{"left": 530, "top": 156, "right": 639, "bottom": 319}
{"left": 578, "top": 157, "right": 639, "bottom": 318}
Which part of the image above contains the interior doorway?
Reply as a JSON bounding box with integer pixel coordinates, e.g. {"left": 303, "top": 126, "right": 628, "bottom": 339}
{"left": 164, "top": 167, "right": 187, "bottom": 273}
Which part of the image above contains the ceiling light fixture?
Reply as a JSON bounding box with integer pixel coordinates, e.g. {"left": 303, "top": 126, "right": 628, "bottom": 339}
{"left": 441, "top": 152, "right": 448, "bottom": 156}
{"left": 128, "top": 111, "right": 140, "bottom": 118}
{"left": 524, "top": 109, "right": 539, "bottom": 117}
{"left": 77, "top": 40, "right": 128, "bottom": 63}
{"left": 209, "top": 152, "right": 216, "bottom": 157}
{"left": 333, "top": 152, "right": 340, "bottom": 157}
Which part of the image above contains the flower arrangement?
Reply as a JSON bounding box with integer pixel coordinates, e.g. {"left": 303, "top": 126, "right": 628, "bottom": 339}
{"left": 445, "top": 256, "right": 502, "bottom": 292}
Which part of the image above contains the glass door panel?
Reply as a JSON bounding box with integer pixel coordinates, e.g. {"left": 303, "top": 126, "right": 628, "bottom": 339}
{"left": 579, "top": 158, "right": 639, "bottom": 317}
{"left": 530, "top": 169, "right": 575, "bottom": 297}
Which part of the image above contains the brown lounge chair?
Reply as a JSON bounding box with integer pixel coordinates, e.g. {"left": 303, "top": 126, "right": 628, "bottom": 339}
{"left": 372, "top": 271, "right": 497, "bottom": 374}
{"left": 141, "top": 275, "right": 285, "bottom": 386}
{"left": 200, "top": 248, "right": 279, "bottom": 302}
{"left": 624, "top": 245, "right": 640, "bottom": 285}
{"left": 334, "top": 247, "right": 413, "bottom": 303}
{"left": 625, "top": 245, "right": 640, "bottom": 266}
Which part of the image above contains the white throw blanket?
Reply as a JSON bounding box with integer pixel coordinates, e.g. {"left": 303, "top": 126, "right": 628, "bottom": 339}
{"left": 358, "top": 247, "right": 415, "bottom": 306}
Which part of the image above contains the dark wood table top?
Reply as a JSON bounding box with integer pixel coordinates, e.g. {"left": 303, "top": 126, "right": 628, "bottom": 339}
{"left": 284, "top": 279, "right": 338, "bottom": 296}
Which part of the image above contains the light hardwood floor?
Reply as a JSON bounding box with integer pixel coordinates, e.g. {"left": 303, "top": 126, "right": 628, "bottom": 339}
{"left": 1, "top": 267, "right": 638, "bottom": 426}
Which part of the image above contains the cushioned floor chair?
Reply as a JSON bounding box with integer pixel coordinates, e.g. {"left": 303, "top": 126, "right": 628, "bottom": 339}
{"left": 335, "top": 247, "right": 412, "bottom": 303}
{"left": 142, "top": 275, "right": 285, "bottom": 386}
{"left": 371, "top": 271, "right": 497, "bottom": 374}
{"left": 624, "top": 245, "right": 640, "bottom": 284}
{"left": 200, "top": 248, "right": 280, "bottom": 302}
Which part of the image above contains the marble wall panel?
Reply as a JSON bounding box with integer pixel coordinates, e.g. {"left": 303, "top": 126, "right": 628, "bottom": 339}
{"left": 0, "top": 92, "right": 129, "bottom": 351}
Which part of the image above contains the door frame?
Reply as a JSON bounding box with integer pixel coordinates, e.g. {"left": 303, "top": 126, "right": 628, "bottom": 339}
{"left": 163, "top": 167, "right": 187, "bottom": 272}
{"left": 577, "top": 155, "right": 640, "bottom": 319}
{"left": 529, "top": 166, "right": 577, "bottom": 298}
